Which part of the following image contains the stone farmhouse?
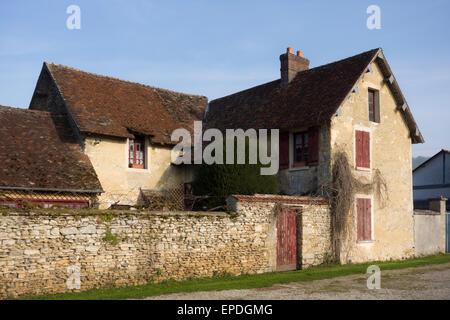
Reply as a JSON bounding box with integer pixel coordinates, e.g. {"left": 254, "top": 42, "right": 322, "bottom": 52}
{"left": 0, "top": 47, "right": 426, "bottom": 264}
{"left": 206, "top": 47, "right": 424, "bottom": 263}
{"left": 0, "top": 63, "right": 208, "bottom": 209}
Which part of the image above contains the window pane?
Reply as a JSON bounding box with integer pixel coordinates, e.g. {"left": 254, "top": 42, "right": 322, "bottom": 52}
{"left": 295, "top": 145, "right": 302, "bottom": 162}
{"left": 295, "top": 134, "right": 303, "bottom": 146}
{"left": 368, "top": 90, "right": 375, "bottom": 122}
{"left": 294, "top": 133, "right": 309, "bottom": 163}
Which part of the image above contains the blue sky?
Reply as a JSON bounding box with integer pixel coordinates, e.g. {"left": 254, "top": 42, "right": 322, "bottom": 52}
{"left": 0, "top": 0, "right": 448, "bottom": 157}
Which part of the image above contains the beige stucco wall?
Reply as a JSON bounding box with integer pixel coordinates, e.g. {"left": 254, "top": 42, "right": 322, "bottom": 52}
{"left": 330, "top": 61, "right": 415, "bottom": 263}
{"left": 84, "top": 136, "right": 192, "bottom": 209}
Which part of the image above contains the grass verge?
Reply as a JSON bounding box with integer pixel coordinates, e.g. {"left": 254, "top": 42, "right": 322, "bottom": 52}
{"left": 20, "top": 253, "right": 450, "bottom": 300}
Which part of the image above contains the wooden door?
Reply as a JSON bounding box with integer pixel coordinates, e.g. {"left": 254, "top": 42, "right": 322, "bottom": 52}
{"left": 277, "top": 207, "right": 298, "bottom": 271}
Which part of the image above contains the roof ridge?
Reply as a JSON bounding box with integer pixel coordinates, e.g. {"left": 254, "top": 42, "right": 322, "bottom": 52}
{"left": 413, "top": 149, "right": 449, "bottom": 172}
{"left": 0, "top": 105, "right": 53, "bottom": 115}
{"left": 292, "top": 48, "right": 380, "bottom": 78}
{"left": 210, "top": 79, "right": 280, "bottom": 103}
{"left": 209, "top": 48, "right": 380, "bottom": 105}
{"left": 44, "top": 62, "right": 207, "bottom": 99}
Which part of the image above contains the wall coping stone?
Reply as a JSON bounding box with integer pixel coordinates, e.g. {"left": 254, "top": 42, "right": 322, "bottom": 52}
{"left": 0, "top": 209, "right": 228, "bottom": 218}
{"left": 228, "top": 194, "right": 329, "bottom": 205}
{"left": 413, "top": 209, "right": 441, "bottom": 216}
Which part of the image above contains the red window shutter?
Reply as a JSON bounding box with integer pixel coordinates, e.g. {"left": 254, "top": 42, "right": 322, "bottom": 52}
{"left": 355, "top": 130, "right": 363, "bottom": 167}
{"left": 355, "top": 130, "right": 370, "bottom": 169}
{"left": 357, "top": 198, "right": 364, "bottom": 241}
{"left": 363, "top": 131, "right": 370, "bottom": 168}
{"left": 307, "top": 126, "right": 319, "bottom": 165}
{"left": 357, "top": 198, "right": 372, "bottom": 241}
{"left": 364, "top": 199, "right": 372, "bottom": 241}
{"left": 279, "top": 131, "right": 290, "bottom": 169}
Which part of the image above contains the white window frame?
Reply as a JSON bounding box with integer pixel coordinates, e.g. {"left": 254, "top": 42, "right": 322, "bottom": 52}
{"left": 125, "top": 136, "right": 151, "bottom": 172}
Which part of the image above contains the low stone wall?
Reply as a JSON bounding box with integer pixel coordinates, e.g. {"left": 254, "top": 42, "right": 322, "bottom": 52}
{"left": 0, "top": 208, "right": 275, "bottom": 299}
{"left": 0, "top": 195, "right": 331, "bottom": 299}
{"left": 298, "top": 203, "right": 331, "bottom": 268}
{"left": 228, "top": 195, "right": 331, "bottom": 269}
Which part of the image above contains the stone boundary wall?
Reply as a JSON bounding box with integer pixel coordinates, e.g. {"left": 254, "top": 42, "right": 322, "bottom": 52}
{"left": 228, "top": 195, "right": 331, "bottom": 268}
{"left": 298, "top": 203, "right": 331, "bottom": 268}
{"left": 0, "top": 207, "right": 276, "bottom": 298}
{"left": 0, "top": 195, "right": 331, "bottom": 299}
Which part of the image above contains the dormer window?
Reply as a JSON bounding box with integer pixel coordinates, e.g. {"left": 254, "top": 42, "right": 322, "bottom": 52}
{"left": 129, "top": 136, "right": 145, "bottom": 169}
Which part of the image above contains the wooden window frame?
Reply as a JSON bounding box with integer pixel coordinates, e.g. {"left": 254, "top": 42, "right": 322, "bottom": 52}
{"left": 368, "top": 88, "right": 380, "bottom": 123}
{"left": 289, "top": 127, "right": 319, "bottom": 169}
{"left": 293, "top": 131, "right": 308, "bottom": 167}
{"left": 129, "top": 136, "right": 146, "bottom": 169}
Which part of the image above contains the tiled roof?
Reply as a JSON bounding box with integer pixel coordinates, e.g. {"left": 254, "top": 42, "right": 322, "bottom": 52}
{"left": 0, "top": 190, "right": 92, "bottom": 201}
{"left": 46, "top": 63, "right": 208, "bottom": 145}
{"left": 0, "top": 106, "right": 103, "bottom": 192}
{"left": 205, "top": 48, "right": 424, "bottom": 143}
{"left": 230, "top": 194, "right": 328, "bottom": 205}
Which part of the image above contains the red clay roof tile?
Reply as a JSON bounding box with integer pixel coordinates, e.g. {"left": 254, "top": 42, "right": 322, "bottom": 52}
{"left": 205, "top": 49, "right": 380, "bottom": 132}
{"left": 46, "top": 63, "right": 208, "bottom": 145}
{"left": 0, "top": 106, "right": 102, "bottom": 192}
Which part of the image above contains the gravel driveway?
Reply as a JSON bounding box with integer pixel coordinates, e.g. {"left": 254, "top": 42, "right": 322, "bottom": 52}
{"left": 144, "top": 262, "right": 450, "bottom": 300}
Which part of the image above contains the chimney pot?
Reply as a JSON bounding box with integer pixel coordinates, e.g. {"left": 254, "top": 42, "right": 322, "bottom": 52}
{"left": 280, "top": 47, "right": 310, "bottom": 87}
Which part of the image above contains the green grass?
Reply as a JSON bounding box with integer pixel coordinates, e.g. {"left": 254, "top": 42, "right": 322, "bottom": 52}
{"left": 19, "top": 254, "right": 450, "bottom": 300}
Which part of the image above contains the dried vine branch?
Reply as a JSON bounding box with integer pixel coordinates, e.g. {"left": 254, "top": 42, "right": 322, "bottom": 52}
{"left": 316, "top": 149, "right": 388, "bottom": 262}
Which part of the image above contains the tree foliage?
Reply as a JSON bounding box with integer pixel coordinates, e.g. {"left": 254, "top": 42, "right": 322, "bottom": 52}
{"left": 192, "top": 138, "right": 279, "bottom": 210}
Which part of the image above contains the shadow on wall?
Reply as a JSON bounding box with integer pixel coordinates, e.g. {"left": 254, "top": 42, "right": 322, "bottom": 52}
{"left": 155, "top": 164, "right": 190, "bottom": 190}
{"left": 278, "top": 169, "right": 317, "bottom": 196}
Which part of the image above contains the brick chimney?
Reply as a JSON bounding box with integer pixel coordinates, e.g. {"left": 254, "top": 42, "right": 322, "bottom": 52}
{"left": 280, "top": 47, "right": 310, "bottom": 87}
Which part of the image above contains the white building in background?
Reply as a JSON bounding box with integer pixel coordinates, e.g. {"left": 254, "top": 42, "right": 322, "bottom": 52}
{"left": 413, "top": 149, "right": 450, "bottom": 210}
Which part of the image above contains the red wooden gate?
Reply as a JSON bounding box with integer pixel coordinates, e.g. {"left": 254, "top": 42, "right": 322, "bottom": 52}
{"left": 276, "top": 207, "right": 298, "bottom": 271}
